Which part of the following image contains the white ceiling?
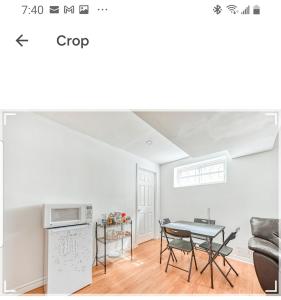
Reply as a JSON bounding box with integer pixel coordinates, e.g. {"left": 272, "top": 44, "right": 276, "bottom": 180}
{"left": 135, "top": 111, "right": 279, "bottom": 158}
{"left": 39, "top": 111, "right": 188, "bottom": 164}
{"left": 39, "top": 111, "right": 278, "bottom": 164}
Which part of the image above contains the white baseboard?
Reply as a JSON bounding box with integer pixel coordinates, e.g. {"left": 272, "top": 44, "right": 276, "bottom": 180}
{"left": 229, "top": 247, "right": 253, "bottom": 264}
{"left": 229, "top": 253, "right": 253, "bottom": 264}
{"left": 14, "top": 277, "right": 45, "bottom": 294}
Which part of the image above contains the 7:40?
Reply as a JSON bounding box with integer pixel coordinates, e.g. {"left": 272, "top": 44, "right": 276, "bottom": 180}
{"left": 22, "top": 5, "right": 44, "bottom": 14}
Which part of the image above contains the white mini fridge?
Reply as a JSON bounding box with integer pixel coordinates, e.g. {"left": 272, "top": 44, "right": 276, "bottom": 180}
{"left": 44, "top": 223, "right": 93, "bottom": 294}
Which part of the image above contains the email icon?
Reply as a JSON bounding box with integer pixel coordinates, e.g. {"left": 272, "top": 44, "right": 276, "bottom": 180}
{"left": 64, "top": 6, "right": 75, "bottom": 14}
{"left": 50, "top": 6, "right": 59, "bottom": 14}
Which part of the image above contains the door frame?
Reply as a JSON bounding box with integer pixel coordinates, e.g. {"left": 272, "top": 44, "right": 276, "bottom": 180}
{"left": 135, "top": 164, "right": 157, "bottom": 245}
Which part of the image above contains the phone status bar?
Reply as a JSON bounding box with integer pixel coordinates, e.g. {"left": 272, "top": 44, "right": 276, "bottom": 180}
{"left": 21, "top": 5, "right": 109, "bottom": 15}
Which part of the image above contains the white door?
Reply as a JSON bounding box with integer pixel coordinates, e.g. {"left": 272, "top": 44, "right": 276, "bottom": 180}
{"left": 137, "top": 168, "right": 155, "bottom": 244}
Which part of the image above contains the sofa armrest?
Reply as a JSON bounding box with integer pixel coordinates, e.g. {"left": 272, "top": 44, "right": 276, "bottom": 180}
{"left": 249, "top": 237, "right": 280, "bottom": 262}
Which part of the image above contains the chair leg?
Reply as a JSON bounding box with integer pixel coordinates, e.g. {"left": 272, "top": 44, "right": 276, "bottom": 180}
{"left": 160, "top": 246, "right": 169, "bottom": 263}
{"left": 213, "top": 260, "right": 233, "bottom": 287}
{"left": 171, "top": 252, "right": 175, "bottom": 262}
{"left": 161, "top": 242, "right": 177, "bottom": 263}
{"left": 225, "top": 257, "right": 239, "bottom": 276}
{"left": 188, "top": 254, "right": 193, "bottom": 282}
{"left": 200, "top": 257, "right": 210, "bottom": 274}
{"left": 160, "top": 233, "right": 163, "bottom": 264}
{"left": 192, "top": 249, "right": 198, "bottom": 270}
{"left": 171, "top": 249, "right": 177, "bottom": 262}
{"left": 165, "top": 251, "right": 171, "bottom": 272}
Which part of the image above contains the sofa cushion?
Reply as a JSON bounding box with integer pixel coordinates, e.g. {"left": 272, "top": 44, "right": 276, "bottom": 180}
{"left": 248, "top": 237, "right": 280, "bottom": 262}
{"left": 250, "top": 217, "right": 280, "bottom": 246}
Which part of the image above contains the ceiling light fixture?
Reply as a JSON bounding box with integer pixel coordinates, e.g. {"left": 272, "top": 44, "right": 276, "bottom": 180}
{"left": 145, "top": 140, "right": 152, "bottom": 146}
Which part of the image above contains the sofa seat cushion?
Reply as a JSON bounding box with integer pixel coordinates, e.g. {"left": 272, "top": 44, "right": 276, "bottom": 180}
{"left": 248, "top": 237, "right": 280, "bottom": 262}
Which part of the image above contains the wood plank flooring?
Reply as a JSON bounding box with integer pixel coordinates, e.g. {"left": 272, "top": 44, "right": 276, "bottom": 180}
{"left": 27, "top": 239, "right": 263, "bottom": 295}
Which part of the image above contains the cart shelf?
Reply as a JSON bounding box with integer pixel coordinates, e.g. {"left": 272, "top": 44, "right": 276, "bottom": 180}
{"left": 95, "top": 221, "right": 133, "bottom": 274}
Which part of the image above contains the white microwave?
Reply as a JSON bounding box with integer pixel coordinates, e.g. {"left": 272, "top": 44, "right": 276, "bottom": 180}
{"left": 43, "top": 203, "right": 93, "bottom": 228}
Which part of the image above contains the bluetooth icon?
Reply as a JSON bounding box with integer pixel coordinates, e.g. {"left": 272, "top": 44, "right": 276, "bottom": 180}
{"left": 213, "top": 5, "right": 222, "bottom": 14}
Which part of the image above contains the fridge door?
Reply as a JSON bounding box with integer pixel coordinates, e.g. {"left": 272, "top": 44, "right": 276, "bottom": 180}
{"left": 45, "top": 224, "right": 93, "bottom": 294}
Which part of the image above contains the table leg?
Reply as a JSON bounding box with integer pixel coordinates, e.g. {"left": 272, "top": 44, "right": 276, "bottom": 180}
{"left": 160, "top": 228, "right": 163, "bottom": 264}
{"left": 222, "top": 229, "right": 225, "bottom": 266}
{"left": 95, "top": 223, "right": 98, "bottom": 266}
{"left": 210, "top": 238, "right": 214, "bottom": 289}
{"left": 104, "top": 224, "right": 106, "bottom": 274}
{"left": 130, "top": 221, "right": 133, "bottom": 260}
{"left": 121, "top": 223, "right": 124, "bottom": 256}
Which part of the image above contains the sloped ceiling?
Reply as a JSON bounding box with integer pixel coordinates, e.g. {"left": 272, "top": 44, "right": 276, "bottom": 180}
{"left": 135, "top": 111, "right": 279, "bottom": 158}
{"left": 38, "top": 111, "right": 188, "bottom": 164}
{"left": 39, "top": 111, "right": 278, "bottom": 164}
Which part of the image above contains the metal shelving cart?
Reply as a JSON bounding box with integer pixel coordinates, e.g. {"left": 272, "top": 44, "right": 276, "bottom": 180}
{"left": 95, "top": 220, "right": 133, "bottom": 273}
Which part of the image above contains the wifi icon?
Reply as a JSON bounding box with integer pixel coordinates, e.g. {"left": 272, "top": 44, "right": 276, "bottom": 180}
{"left": 227, "top": 5, "right": 239, "bottom": 14}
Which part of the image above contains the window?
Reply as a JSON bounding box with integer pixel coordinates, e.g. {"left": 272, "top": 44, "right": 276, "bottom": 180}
{"left": 174, "top": 156, "right": 227, "bottom": 188}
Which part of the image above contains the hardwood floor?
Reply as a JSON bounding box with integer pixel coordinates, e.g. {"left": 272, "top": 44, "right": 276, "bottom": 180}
{"left": 27, "top": 239, "right": 263, "bottom": 295}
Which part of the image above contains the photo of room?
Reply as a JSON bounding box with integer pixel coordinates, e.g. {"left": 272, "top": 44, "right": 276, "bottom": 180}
{"left": 1, "top": 111, "right": 279, "bottom": 295}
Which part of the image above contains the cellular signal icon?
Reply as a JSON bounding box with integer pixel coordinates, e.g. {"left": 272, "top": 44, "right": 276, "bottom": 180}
{"left": 227, "top": 5, "right": 238, "bottom": 14}
{"left": 241, "top": 5, "right": 250, "bottom": 14}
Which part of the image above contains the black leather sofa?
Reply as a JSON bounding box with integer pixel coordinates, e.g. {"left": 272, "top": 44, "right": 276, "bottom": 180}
{"left": 248, "top": 217, "right": 280, "bottom": 294}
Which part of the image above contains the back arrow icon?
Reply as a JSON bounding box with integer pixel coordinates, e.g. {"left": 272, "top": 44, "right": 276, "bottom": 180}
{"left": 16, "top": 34, "right": 28, "bottom": 47}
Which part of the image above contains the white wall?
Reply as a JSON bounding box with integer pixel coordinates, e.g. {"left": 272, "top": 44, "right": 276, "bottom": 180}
{"left": 0, "top": 113, "right": 3, "bottom": 294}
{"left": 3, "top": 112, "right": 160, "bottom": 292}
{"left": 160, "top": 143, "right": 278, "bottom": 262}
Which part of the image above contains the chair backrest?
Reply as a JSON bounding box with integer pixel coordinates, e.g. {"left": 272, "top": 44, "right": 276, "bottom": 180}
{"left": 194, "top": 218, "right": 216, "bottom": 225}
{"left": 224, "top": 227, "right": 240, "bottom": 246}
{"left": 159, "top": 218, "right": 171, "bottom": 236}
{"left": 164, "top": 227, "right": 191, "bottom": 239}
{"left": 212, "top": 227, "right": 240, "bottom": 260}
{"left": 162, "top": 218, "right": 171, "bottom": 225}
{"left": 159, "top": 218, "right": 171, "bottom": 226}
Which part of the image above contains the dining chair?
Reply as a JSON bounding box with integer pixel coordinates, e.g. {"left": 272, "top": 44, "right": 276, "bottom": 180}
{"left": 199, "top": 228, "right": 240, "bottom": 287}
{"left": 163, "top": 227, "right": 198, "bottom": 282}
{"left": 159, "top": 218, "right": 177, "bottom": 264}
{"left": 193, "top": 218, "right": 216, "bottom": 249}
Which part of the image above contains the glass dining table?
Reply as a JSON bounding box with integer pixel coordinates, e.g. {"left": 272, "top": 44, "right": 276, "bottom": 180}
{"left": 161, "top": 220, "right": 225, "bottom": 289}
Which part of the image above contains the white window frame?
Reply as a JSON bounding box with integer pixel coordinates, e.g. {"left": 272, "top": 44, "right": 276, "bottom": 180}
{"left": 174, "top": 156, "right": 227, "bottom": 188}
